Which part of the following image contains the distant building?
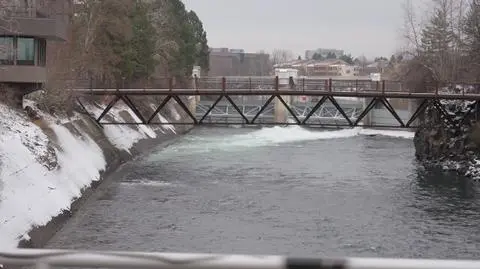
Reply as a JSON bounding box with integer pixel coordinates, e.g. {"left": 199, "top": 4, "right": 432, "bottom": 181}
{"left": 275, "top": 59, "right": 360, "bottom": 77}
{"left": 208, "top": 48, "right": 272, "bottom": 76}
{"left": 0, "top": 0, "right": 70, "bottom": 105}
{"left": 305, "top": 48, "right": 344, "bottom": 60}
{"left": 360, "top": 60, "right": 389, "bottom": 76}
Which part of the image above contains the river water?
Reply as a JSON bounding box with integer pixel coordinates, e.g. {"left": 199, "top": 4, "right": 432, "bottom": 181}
{"left": 46, "top": 126, "right": 480, "bottom": 259}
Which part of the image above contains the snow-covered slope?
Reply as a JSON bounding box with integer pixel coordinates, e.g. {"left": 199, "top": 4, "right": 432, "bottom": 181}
{"left": 0, "top": 101, "right": 179, "bottom": 248}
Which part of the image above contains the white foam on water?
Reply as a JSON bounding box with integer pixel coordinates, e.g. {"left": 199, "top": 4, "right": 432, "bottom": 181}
{"left": 155, "top": 126, "right": 414, "bottom": 157}
{"left": 358, "top": 128, "right": 415, "bottom": 139}
{"left": 120, "top": 179, "right": 172, "bottom": 187}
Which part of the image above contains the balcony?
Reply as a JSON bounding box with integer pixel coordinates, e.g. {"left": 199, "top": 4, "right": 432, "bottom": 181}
{"left": 0, "top": 65, "right": 46, "bottom": 83}
{"left": 0, "top": 36, "right": 48, "bottom": 84}
{"left": 0, "top": 6, "right": 67, "bottom": 41}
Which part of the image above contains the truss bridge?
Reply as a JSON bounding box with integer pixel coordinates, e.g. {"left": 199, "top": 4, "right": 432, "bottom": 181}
{"left": 72, "top": 76, "right": 480, "bottom": 129}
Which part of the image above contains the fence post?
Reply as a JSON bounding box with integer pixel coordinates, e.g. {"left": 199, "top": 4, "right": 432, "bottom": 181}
{"left": 194, "top": 75, "right": 199, "bottom": 90}
{"left": 275, "top": 76, "right": 279, "bottom": 91}
{"left": 382, "top": 80, "right": 386, "bottom": 94}
{"left": 329, "top": 78, "right": 332, "bottom": 92}
{"left": 222, "top": 77, "right": 226, "bottom": 91}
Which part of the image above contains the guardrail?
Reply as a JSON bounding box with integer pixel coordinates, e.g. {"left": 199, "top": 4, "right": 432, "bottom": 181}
{"left": 1, "top": 249, "right": 480, "bottom": 269}
{"left": 69, "top": 76, "right": 480, "bottom": 95}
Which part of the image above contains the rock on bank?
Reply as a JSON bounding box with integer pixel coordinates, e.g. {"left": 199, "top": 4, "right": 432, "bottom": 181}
{"left": 0, "top": 98, "right": 191, "bottom": 248}
{"left": 414, "top": 98, "right": 480, "bottom": 179}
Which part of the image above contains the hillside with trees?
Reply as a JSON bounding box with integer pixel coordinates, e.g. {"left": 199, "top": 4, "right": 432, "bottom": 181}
{"left": 50, "top": 0, "right": 209, "bottom": 89}
{"left": 398, "top": 0, "right": 480, "bottom": 86}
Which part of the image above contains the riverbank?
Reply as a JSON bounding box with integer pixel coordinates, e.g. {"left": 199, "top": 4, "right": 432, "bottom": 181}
{"left": 414, "top": 98, "right": 480, "bottom": 180}
{"left": 0, "top": 98, "right": 192, "bottom": 248}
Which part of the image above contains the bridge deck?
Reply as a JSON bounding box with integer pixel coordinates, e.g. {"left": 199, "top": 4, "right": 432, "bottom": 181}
{"left": 72, "top": 88, "right": 480, "bottom": 100}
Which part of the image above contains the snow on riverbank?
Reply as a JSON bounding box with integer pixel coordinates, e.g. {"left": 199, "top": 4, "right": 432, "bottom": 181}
{"left": 0, "top": 102, "right": 176, "bottom": 248}
{"left": 85, "top": 102, "right": 176, "bottom": 154}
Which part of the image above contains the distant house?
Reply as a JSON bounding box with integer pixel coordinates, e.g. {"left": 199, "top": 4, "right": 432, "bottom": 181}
{"left": 275, "top": 59, "right": 360, "bottom": 77}
{"left": 361, "top": 60, "right": 389, "bottom": 76}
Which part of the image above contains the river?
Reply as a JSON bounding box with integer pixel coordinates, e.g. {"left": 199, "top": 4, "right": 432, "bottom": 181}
{"left": 46, "top": 126, "right": 480, "bottom": 259}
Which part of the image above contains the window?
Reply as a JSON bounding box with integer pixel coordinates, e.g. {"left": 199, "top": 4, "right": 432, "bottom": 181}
{"left": 17, "top": 37, "right": 35, "bottom": 65}
{"left": 36, "top": 38, "right": 46, "bottom": 66}
{"left": 0, "top": 37, "right": 15, "bottom": 65}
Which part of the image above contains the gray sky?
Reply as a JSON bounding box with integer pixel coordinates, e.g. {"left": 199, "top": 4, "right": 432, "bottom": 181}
{"left": 182, "top": 0, "right": 421, "bottom": 60}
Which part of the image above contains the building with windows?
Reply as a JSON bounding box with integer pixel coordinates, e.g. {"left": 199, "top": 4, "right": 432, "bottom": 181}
{"left": 274, "top": 59, "right": 360, "bottom": 77}
{"left": 0, "top": 0, "right": 69, "bottom": 104}
{"left": 208, "top": 48, "right": 272, "bottom": 76}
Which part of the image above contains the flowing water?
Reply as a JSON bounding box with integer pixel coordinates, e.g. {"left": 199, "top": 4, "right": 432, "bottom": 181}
{"left": 46, "top": 126, "right": 480, "bottom": 259}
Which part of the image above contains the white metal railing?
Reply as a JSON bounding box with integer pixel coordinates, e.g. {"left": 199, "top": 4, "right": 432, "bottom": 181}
{"left": 0, "top": 249, "right": 480, "bottom": 269}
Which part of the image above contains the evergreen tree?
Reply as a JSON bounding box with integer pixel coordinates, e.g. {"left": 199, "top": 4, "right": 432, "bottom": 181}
{"left": 326, "top": 52, "right": 337, "bottom": 59}
{"left": 312, "top": 53, "right": 323, "bottom": 60}
{"left": 187, "top": 11, "right": 209, "bottom": 72}
{"left": 418, "top": 1, "right": 457, "bottom": 81}
{"left": 420, "top": 4, "right": 455, "bottom": 56}
{"left": 339, "top": 54, "right": 354, "bottom": 65}
{"left": 116, "top": 0, "right": 157, "bottom": 83}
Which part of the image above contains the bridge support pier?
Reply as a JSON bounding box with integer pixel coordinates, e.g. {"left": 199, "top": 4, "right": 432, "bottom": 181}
{"left": 274, "top": 95, "right": 291, "bottom": 123}
{"left": 274, "top": 69, "right": 298, "bottom": 124}
{"left": 362, "top": 98, "right": 373, "bottom": 126}
{"left": 189, "top": 67, "right": 202, "bottom": 117}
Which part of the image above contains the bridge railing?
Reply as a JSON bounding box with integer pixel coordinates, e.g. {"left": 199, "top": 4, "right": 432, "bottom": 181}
{"left": 70, "top": 76, "right": 480, "bottom": 96}
{"left": 1, "top": 249, "right": 480, "bottom": 269}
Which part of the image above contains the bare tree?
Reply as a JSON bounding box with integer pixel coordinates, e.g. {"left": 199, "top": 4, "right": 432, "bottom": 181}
{"left": 149, "top": 1, "right": 180, "bottom": 77}
{"left": 270, "top": 49, "right": 294, "bottom": 66}
{"left": 0, "top": 0, "right": 17, "bottom": 65}
{"left": 400, "top": 0, "right": 470, "bottom": 84}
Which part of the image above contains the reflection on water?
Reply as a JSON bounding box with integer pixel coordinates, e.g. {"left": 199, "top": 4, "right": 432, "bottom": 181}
{"left": 46, "top": 127, "right": 480, "bottom": 259}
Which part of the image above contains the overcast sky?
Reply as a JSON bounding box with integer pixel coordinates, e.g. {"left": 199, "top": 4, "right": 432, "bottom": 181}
{"left": 182, "top": 0, "right": 430, "bottom": 60}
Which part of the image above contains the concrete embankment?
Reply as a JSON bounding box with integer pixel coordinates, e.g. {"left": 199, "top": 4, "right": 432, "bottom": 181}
{"left": 0, "top": 98, "right": 192, "bottom": 248}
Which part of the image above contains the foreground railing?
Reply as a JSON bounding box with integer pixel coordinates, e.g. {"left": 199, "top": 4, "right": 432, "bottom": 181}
{"left": 1, "top": 249, "right": 480, "bottom": 269}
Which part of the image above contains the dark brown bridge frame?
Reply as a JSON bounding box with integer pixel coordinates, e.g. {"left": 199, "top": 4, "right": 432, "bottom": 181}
{"left": 74, "top": 77, "right": 480, "bottom": 129}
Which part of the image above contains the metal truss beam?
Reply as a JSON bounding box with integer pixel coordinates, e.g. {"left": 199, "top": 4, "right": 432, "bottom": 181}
{"left": 328, "top": 96, "right": 354, "bottom": 126}
{"left": 405, "top": 99, "right": 429, "bottom": 128}
{"left": 199, "top": 95, "right": 224, "bottom": 123}
{"left": 173, "top": 96, "right": 198, "bottom": 124}
{"left": 251, "top": 95, "right": 275, "bottom": 123}
{"left": 276, "top": 95, "right": 301, "bottom": 124}
{"left": 354, "top": 98, "right": 379, "bottom": 126}
{"left": 78, "top": 90, "right": 473, "bottom": 129}
{"left": 432, "top": 100, "right": 456, "bottom": 126}
{"left": 148, "top": 95, "right": 172, "bottom": 124}
{"left": 96, "top": 95, "right": 120, "bottom": 123}
{"left": 379, "top": 98, "right": 405, "bottom": 127}
{"left": 302, "top": 96, "right": 328, "bottom": 124}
